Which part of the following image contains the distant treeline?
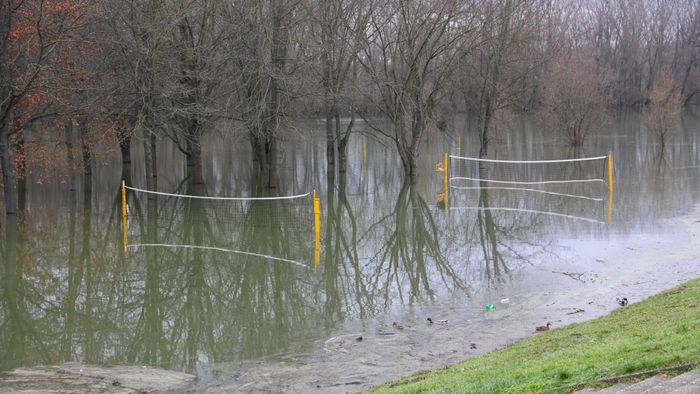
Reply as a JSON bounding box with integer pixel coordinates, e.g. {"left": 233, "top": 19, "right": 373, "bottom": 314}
{"left": 1, "top": 0, "right": 698, "bottom": 213}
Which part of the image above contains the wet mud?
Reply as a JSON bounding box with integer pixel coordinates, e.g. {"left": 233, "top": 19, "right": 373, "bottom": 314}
{"left": 193, "top": 206, "right": 700, "bottom": 393}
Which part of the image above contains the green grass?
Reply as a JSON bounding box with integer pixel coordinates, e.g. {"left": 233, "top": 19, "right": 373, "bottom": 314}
{"left": 370, "top": 278, "right": 700, "bottom": 394}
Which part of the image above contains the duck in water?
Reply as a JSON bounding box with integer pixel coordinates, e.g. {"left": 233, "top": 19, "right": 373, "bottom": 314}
{"left": 535, "top": 322, "right": 552, "bottom": 332}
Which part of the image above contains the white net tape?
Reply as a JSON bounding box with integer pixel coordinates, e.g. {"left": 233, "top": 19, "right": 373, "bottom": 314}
{"left": 447, "top": 154, "right": 611, "bottom": 224}
{"left": 124, "top": 185, "right": 311, "bottom": 201}
{"left": 448, "top": 154, "right": 609, "bottom": 189}
{"left": 448, "top": 154, "right": 608, "bottom": 164}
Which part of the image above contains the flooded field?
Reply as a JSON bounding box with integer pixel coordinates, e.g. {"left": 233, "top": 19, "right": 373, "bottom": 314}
{"left": 2, "top": 112, "right": 700, "bottom": 392}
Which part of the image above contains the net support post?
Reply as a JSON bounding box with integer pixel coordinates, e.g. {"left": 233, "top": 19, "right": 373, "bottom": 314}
{"left": 435, "top": 153, "right": 449, "bottom": 211}
{"left": 313, "top": 190, "right": 321, "bottom": 272}
{"left": 607, "top": 153, "right": 613, "bottom": 224}
{"left": 444, "top": 152, "right": 449, "bottom": 210}
{"left": 122, "top": 180, "right": 128, "bottom": 252}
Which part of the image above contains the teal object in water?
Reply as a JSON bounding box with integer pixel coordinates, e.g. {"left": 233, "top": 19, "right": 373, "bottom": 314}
{"left": 484, "top": 304, "right": 495, "bottom": 311}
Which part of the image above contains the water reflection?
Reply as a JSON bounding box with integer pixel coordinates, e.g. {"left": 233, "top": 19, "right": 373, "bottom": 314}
{"left": 1, "top": 112, "right": 700, "bottom": 375}
{"left": 369, "top": 178, "right": 463, "bottom": 303}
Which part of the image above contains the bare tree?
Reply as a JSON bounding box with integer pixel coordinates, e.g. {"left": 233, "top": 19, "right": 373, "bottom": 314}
{"left": 460, "top": 0, "right": 545, "bottom": 158}
{"left": 358, "top": 0, "right": 470, "bottom": 177}
{"left": 645, "top": 69, "right": 685, "bottom": 148}
{"left": 223, "top": 0, "right": 305, "bottom": 192}
{"left": 311, "top": 0, "right": 368, "bottom": 185}
{"left": 105, "top": 0, "right": 178, "bottom": 192}
{"left": 541, "top": 52, "right": 613, "bottom": 146}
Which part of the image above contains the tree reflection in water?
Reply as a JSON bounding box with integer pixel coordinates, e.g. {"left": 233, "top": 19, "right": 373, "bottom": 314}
{"left": 366, "top": 178, "right": 466, "bottom": 305}
{"left": 0, "top": 168, "right": 560, "bottom": 373}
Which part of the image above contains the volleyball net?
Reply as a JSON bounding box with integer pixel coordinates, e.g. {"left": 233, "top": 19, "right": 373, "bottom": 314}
{"left": 120, "top": 182, "right": 321, "bottom": 271}
{"left": 439, "top": 153, "right": 613, "bottom": 224}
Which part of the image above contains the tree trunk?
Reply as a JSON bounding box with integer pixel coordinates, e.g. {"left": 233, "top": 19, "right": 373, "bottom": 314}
{"left": 337, "top": 136, "right": 348, "bottom": 190}
{"left": 16, "top": 133, "right": 26, "bottom": 212}
{"left": 143, "top": 129, "right": 157, "bottom": 200}
{"left": 267, "top": 137, "right": 278, "bottom": 190}
{"left": 80, "top": 123, "right": 92, "bottom": 183}
{"left": 478, "top": 94, "right": 494, "bottom": 159}
{"left": 186, "top": 138, "right": 204, "bottom": 186}
{"left": 250, "top": 133, "right": 278, "bottom": 193}
{"left": 326, "top": 104, "right": 336, "bottom": 180}
{"left": 119, "top": 134, "right": 132, "bottom": 184}
{"left": 1, "top": 127, "right": 17, "bottom": 216}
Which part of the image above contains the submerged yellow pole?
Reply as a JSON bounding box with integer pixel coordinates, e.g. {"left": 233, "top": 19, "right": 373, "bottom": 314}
{"left": 122, "top": 180, "right": 128, "bottom": 252}
{"left": 607, "top": 154, "right": 613, "bottom": 224}
{"left": 443, "top": 152, "right": 449, "bottom": 210}
{"left": 313, "top": 190, "right": 321, "bottom": 271}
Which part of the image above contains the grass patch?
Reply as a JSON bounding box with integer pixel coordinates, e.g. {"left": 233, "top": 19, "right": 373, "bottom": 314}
{"left": 370, "top": 279, "right": 700, "bottom": 393}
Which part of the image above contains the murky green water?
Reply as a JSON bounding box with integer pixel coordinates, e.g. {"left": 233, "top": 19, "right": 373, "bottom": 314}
{"left": 2, "top": 112, "right": 700, "bottom": 387}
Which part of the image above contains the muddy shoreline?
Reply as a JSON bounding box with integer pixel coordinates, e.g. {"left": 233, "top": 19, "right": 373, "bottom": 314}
{"left": 194, "top": 207, "right": 700, "bottom": 393}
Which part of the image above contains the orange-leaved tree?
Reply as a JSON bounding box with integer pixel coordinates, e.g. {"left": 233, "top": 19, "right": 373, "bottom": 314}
{"left": 1, "top": 0, "right": 109, "bottom": 215}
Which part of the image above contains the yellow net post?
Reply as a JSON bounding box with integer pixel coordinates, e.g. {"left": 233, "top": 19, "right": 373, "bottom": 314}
{"left": 122, "top": 180, "right": 128, "bottom": 252}
{"left": 607, "top": 153, "right": 613, "bottom": 224}
{"left": 443, "top": 152, "right": 449, "bottom": 210}
{"left": 435, "top": 153, "right": 449, "bottom": 211}
{"left": 313, "top": 190, "right": 321, "bottom": 271}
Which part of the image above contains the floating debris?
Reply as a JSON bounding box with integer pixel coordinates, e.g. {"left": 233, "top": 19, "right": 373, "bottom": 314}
{"left": 484, "top": 304, "right": 495, "bottom": 311}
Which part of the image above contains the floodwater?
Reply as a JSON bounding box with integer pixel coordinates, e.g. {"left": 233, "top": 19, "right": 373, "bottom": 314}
{"left": 2, "top": 112, "right": 700, "bottom": 393}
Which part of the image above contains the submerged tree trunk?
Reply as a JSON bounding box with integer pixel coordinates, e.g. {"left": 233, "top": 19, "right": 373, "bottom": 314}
{"left": 80, "top": 123, "right": 92, "bottom": 187}
{"left": 337, "top": 134, "right": 348, "bottom": 190}
{"left": 16, "top": 133, "right": 26, "bottom": 212}
{"left": 250, "top": 134, "right": 278, "bottom": 193}
{"left": 186, "top": 138, "right": 204, "bottom": 186}
{"left": 143, "top": 129, "right": 157, "bottom": 197}
{"left": 326, "top": 105, "right": 336, "bottom": 181}
{"left": 1, "top": 126, "right": 17, "bottom": 216}
{"left": 119, "top": 134, "right": 132, "bottom": 184}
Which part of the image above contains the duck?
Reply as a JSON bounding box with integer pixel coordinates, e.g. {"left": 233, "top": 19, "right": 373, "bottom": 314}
{"left": 535, "top": 322, "right": 552, "bottom": 332}
{"left": 616, "top": 297, "right": 628, "bottom": 306}
{"left": 427, "top": 317, "right": 448, "bottom": 325}
{"left": 392, "top": 322, "right": 404, "bottom": 330}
